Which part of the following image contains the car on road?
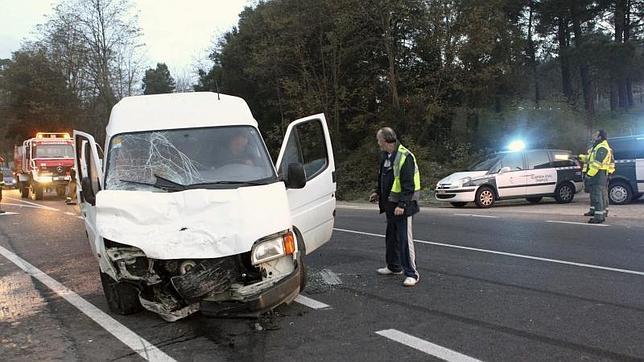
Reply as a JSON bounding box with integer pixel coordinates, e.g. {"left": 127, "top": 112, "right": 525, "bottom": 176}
{"left": 73, "top": 92, "right": 336, "bottom": 321}
{"left": 435, "top": 149, "right": 583, "bottom": 208}
{"left": 1, "top": 167, "right": 17, "bottom": 188}
{"left": 608, "top": 134, "right": 644, "bottom": 204}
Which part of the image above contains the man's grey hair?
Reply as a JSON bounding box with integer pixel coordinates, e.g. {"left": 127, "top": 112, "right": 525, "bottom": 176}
{"left": 377, "top": 127, "right": 397, "bottom": 144}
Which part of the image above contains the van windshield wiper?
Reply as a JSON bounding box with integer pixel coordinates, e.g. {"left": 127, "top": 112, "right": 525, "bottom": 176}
{"left": 188, "top": 179, "right": 273, "bottom": 187}
{"left": 119, "top": 174, "right": 186, "bottom": 192}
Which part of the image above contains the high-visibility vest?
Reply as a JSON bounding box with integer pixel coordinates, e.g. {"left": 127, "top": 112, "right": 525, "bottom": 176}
{"left": 389, "top": 144, "right": 421, "bottom": 202}
{"left": 587, "top": 140, "right": 613, "bottom": 177}
{"left": 579, "top": 147, "right": 592, "bottom": 174}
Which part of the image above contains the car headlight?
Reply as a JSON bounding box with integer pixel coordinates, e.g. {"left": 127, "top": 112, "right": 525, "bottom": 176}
{"left": 452, "top": 177, "right": 471, "bottom": 187}
{"left": 251, "top": 230, "right": 296, "bottom": 265}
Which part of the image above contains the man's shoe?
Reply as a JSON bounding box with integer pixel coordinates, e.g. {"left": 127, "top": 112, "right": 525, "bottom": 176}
{"left": 403, "top": 276, "right": 418, "bottom": 287}
{"left": 377, "top": 267, "right": 403, "bottom": 275}
{"left": 588, "top": 218, "right": 604, "bottom": 224}
{"left": 583, "top": 211, "right": 594, "bottom": 216}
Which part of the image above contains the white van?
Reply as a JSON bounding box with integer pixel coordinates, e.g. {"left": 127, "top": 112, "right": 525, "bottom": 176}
{"left": 73, "top": 92, "right": 336, "bottom": 321}
{"left": 435, "top": 149, "right": 582, "bottom": 208}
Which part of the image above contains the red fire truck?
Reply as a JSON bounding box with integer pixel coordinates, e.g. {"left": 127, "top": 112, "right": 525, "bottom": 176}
{"left": 13, "top": 132, "right": 75, "bottom": 200}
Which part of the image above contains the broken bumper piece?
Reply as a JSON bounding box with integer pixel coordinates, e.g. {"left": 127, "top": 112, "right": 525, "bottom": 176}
{"left": 200, "top": 263, "right": 301, "bottom": 317}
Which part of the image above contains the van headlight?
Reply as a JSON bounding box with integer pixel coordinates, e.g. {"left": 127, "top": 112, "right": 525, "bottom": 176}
{"left": 251, "top": 231, "right": 296, "bottom": 265}
{"left": 453, "top": 177, "right": 471, "bottom": 187}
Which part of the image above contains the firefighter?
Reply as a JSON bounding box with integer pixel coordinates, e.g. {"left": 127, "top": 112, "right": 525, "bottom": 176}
{"left": 586, "top": 129, "right": 613, "bottom": 224}
{"left": 0, "top": 156, "right": 5, "bottom": 214}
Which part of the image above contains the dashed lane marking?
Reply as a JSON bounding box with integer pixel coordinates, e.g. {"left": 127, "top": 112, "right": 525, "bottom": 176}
{"left": 0, "top": 245, "right": 176, "bottom": 362}
{"left": 333, "top": 228, "right": 644, "bottom": 277}
{"left": 294, "top": 295, "right": 331, "bottom": 310}
{"left": 453, "top": 213, "right": 498, "bottom": 219}
{"left": 546, "top": 220, "right": 609, "bottom": 227}
{"left": 376, "top": 329, "right": 481, "bottom": 362}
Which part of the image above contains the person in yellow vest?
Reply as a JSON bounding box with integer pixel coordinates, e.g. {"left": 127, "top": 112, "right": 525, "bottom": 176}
{"left": 586, "top": 129, "right": 613, "bottom": 224}
{"left": 580, "top": 136, "right": 615, "bottom": 218}
{"left": 369, "top": 127, "right": 421, "bottom": 287}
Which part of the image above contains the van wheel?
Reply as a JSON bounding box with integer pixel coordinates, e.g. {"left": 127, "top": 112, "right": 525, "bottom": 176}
{"left": 608, "top": 181, "right": 632, "bottom": 205}
{"left": 554, "top": 182, "right": 574, "bottom": 203}
{"left": 450, "top": 202, "right": 467, "bottom": 208}
{"left": 100, "top": 271, "right": 142, "bottom": 315}
{"left": 475, "top": 186, "right": 495, "bottom": 208}
{"left": 526, "top": 197, "right": 542, "bottom": 204}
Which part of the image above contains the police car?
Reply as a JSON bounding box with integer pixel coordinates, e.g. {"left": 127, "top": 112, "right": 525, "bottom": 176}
{"left": 607, "top": 134, "right": 644, "bottom": 204}
{"left": 435, "top": 149, "right": 583, "bottom": 208}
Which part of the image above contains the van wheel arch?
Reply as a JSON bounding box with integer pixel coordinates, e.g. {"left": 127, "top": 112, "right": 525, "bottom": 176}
{"left": 292, "top": 226, "right": 307, "bottom": 292}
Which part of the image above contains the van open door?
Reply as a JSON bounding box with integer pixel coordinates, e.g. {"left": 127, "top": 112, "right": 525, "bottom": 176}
{"left": 276, "top": 114, "right": 336, "bottom": 254}
{"left": 73, "top": 131, "right": 103, "bottom": 257}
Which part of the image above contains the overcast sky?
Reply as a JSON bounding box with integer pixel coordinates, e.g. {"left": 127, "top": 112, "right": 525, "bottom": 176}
{"left": 0, "top": 0, "right": 252, "bottom": 75}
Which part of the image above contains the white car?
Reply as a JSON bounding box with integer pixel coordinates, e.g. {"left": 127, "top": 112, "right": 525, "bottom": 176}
{"left": 73, "top": 92, "right": 336, "bottom": 321}
{"left": 435, "top": 149, "right": 583, "bottom": 208}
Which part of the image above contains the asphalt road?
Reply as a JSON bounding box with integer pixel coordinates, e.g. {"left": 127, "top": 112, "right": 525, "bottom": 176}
{"left": 1, "top": 188, "right": 643, "bottom": 361}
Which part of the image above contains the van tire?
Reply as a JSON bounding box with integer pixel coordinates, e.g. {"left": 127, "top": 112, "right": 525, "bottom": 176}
{"left": 474, "top": 186, "right": 495, "bottom": 208}
{"left": 100, "top": 271, "right": 142, "bottom": 315}
{"left": 608, "top": 181, "right": 632, "bottom": 205}
{"left": 554, "top": 182, "right": 574, "bottom": 203}
{"left": 450, "top": 202, "right": 467, "bottom": 208}
{"left": 526, "top": 197, "right": 542, "bottom": 204}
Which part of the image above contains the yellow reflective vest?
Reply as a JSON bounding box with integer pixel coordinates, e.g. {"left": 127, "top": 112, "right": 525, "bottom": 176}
{"left": 587, "top": 140, "right": 614, "bottom": 177}
{"left": 389, "top": 144, "right": 421, "bottom": 202}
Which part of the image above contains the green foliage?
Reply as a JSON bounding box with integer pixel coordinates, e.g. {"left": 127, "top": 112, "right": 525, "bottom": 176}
{"left": 142, "top": 63, "right": 176, "bottom": 95}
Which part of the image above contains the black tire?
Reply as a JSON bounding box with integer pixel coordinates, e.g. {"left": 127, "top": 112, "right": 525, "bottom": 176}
{"left": 20, "top": 183, "right": 29, "bottom": 198}
{"left": 608, "top": 181, "right": 633, "bottom": 205}
{"left": 450, "top": 202, "right": 467, "bottom": 208}
{"left": 474, "top": 186, "right": 495, "bottom": 208}
{"left": 100, "top": 271, "right": 142, "bottom": 315}
{"left": 299, "top": 258, "right": 308, "bottom": 293}
{"left": 554, "top": 182, "right": 575, "bottom": 203}
{"left": 526, "top": 197, "right": 542, "bottom": 204}
{"left": 32, "top": 185, "right": 44, "bottom": 201}
{"left": 295, "top": 231, "right": 307, "bottom": 292}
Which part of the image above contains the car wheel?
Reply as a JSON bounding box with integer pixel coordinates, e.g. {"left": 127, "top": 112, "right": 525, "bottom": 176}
{"left": 450, "top": 202, "right": 467, "bottom": 208}
{"left": 554, "top": 182, "right": 575, "bottom": 203}
{"left": 608, "top": 181, "right": 632, "bottom": 205}
{"left": 475, "top": 186, "right": 495, "bottom": 208}
{"left": 100, "top": 271, "right": 142, "bottom": 315}
{"left": 526, "top": 197, "right": 542, "bottom": 204}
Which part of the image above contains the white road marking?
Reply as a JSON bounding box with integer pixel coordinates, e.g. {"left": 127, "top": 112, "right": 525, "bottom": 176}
{"left": 0, "top": 245, "right": 176, "bottom": 362}
{"left": 319, "top": 269, "right": 342, "bottom": 285}
{"left": 0, "top": 211, "right": 19, "bottom": 216}
{"left": 546, "top": 220, "right": 609, "bottom": 227}
{"left": 294, "top": 295, "right": 331, "bottom": 310}
{"left": 334, "top": 228, "right": 644, "bottom": 277}
{"left": 5, "top": 197, "right": 59, "bottom": 211}
{"left": 376, "top": 329, "right": 481, "bottom": 362}
{"left": 453, "top": 213, "right": 498, "bottom": 219}
{"left": 76, "top": 216, "right": 84, "bottom": 220}
{"left": 0, "top": 202, "right": 54, "bottom": 210}
{"left": 64, "top": 212, "right": 77, "bottom": 216}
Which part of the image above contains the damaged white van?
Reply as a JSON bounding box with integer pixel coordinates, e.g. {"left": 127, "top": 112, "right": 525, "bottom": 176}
{"left": 73, "top": 92, "right": 336, "bottom": 321}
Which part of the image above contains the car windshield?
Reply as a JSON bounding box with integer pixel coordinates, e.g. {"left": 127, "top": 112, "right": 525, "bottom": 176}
{"left": 468, "top": 155, "right": 503, "bottom": 172}
{"left": 104, "top": 126, "right": 277, "bottom": 191}
{"left": 34, "top": 144, "right": 74, "bottom": 158}
{"left": 1, "top": 168, "right": 12, "bottom": 177}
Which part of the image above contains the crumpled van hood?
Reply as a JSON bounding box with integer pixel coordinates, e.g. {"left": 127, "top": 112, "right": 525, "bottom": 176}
{"left": 95, "top": 182, "right": 291, "bottom": 259}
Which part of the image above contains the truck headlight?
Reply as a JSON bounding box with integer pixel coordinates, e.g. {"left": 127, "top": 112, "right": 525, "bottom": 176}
{"left": 251, "top": 231, "right": 296, "bottom": 265}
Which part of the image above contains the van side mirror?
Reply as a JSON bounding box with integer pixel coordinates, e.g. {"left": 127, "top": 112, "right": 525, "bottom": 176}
{"left": 498, "top": 166, "right": 511, "bottom": 174}
{"left": 285, "top": 163, "right": 306, "bottom": 189}
{"left": 81, "top": 177, "right": 96, "bottom": 205}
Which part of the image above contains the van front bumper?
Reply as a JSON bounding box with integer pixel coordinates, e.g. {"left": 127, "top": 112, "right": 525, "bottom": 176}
{"left": 434, "top": 188, "right": 477, "bottom": 202}
{"left": 200, "top": 262, "right": 302, "bottom": 317}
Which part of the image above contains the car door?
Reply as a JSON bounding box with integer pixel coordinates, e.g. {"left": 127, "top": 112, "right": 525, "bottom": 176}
{"left": 525, "top": 150, "right": 557, "bottom": 195}
{"left": 495, "top": 151, "right": 528, "bottom": 198}
{"left": 276, "top": 114, "right": 336, "bottom": 255}
{"left": 73, "top": 130, "right": 103, "bottom": 256}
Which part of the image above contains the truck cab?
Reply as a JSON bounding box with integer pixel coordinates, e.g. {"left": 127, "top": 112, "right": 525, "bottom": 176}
{"left": 73, "top": 92, "right": 336, "bottom": 321}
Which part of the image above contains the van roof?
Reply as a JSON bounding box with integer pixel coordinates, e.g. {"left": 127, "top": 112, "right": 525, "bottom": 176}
{"left": 105, "top": 92, "right": 257, "bottom": 137}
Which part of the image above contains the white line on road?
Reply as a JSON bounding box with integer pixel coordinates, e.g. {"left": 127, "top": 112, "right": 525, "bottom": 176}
{"left": 64, "top": 211, "right": 77, "bottom": 216}
{"left": 334, "top": 228, "right": 644, "bottom": 277}
{"left": 294, "top": 294, "right": 331, "bottom": 310}
{"left": 453, "top": 213, "right": 498, "bottom": 219}
{"left": 546, "top": 220, "right": 609, "bottom": 227}
{"left": 0, "top": 245, "right": 176, "bottom": 362}
{"left": 1, "top": 202, "right": 54, "bottom": 210}
{"left": 5, "top": 197, "right": 59, "bottom": 211}
{"left": 0, "top": 211, "right": 19, "bottom": 216}
{"left": 376, "top": 329, "right": 481, "bottom": 362}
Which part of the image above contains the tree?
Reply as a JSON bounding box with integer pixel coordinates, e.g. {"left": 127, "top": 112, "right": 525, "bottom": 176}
{"left": 142, "top": 63, "right": 176, "bottom": 94}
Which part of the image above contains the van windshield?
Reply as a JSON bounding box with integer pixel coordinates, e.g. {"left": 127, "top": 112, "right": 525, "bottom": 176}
{"left": 104, "top": 126, "right": 277, "bottom": 191}
{"left": 468, "top": 155, "right": 502, "bottom": 172}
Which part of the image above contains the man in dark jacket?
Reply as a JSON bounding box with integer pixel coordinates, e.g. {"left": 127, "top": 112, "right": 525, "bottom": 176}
{"left": 369, "top": 127, "right": 421, "bottom": 287}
